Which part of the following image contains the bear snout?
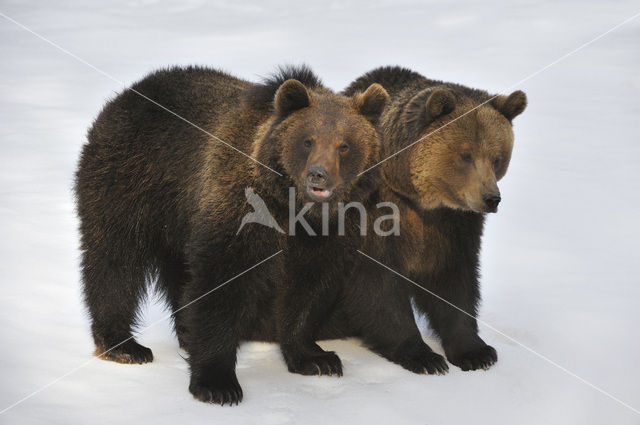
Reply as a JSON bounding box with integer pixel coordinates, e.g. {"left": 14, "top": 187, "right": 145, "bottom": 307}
{"left": 306, "top": 166, "right": 328, "bottom": 186}
{"left": 482, "top": 192, "right": 501, "bottom": 212}
{"left": 304, "top": 166, "right": 335, "bottom": 200}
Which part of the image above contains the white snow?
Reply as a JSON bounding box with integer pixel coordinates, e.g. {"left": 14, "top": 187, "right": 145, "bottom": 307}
{"left": 1, "top": 1, "right": 639, "bottom": 424}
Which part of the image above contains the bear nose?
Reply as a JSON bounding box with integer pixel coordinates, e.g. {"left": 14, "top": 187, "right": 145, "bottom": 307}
{"left": 482, "top": 193, "right": 501, "bottom": 211}
{"left": 306, "top": 166, "right": 328, "bottom": 185}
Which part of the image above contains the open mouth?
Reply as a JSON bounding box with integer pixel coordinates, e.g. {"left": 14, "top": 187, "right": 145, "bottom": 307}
{"left": 306, "top": 185, "right": 334, "bottom": 200}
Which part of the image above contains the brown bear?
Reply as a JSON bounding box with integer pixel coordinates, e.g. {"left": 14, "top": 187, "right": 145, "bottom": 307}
{"left": 330, "top": 66, "right": 527, "bottom": 373}
{"left": 75, "top": 65, "right": 389, "bottom": 405}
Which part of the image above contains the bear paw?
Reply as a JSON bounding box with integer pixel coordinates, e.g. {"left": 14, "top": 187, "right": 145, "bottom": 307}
{"left": 397, "top": 350, "right": 449, "bottom": 375}
{"left": 189, "top": 373, "right": 243, "bottom": 406}
{"left": 287, "top": 351, "right": 343, "bottom": 377}
{"left": 95, "top": 340, "right": 153, "bottom": 364}
{"left": 447, "top": 344, "right": 497, "bottom": 371}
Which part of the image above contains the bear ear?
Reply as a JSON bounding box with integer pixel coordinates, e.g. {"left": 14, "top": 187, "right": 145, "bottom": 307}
{"left": 404, "top": 88, "right": 456, "bottom": 132}
{"left": 492, "top": 90, "right": 527, "bottom": 121}
{"left": 352, "top": 83, "right": 390, "bottom": 124}
{"left": 274, "top": 79, "right": 311, "bottom": 117}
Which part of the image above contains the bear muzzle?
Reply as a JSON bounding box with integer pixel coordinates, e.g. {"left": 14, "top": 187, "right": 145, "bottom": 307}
{"left": 305, "top": 166, "right": 336, "bottom": 201}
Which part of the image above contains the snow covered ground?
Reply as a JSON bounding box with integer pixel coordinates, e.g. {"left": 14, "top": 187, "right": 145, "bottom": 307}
{"left": 1, "top": 1, "right": 639, "bottom": 424}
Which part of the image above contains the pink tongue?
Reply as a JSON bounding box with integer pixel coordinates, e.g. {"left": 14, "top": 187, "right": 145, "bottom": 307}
{"left": 313, "top": 188, "right": 324, "bottom": 194}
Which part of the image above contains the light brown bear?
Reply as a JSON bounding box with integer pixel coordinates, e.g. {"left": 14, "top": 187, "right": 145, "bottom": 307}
{"left": 327, "top": 66, "right": 527, "bottom": 374}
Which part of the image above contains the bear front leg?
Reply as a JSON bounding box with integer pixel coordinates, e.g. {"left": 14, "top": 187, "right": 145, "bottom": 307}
{"left": 182, "top": 228, "right": 272, "bottom": 406}
{"left": 340, "top": 271, "right": 448, "bottom": 375}
{"left": 360, "top": 307, "right": 449, "bottom": 375}
{"left": 415, "top": 272, "right": 497, "bottom": 371}
{"left": 278, "top": 266, "right": 343, "bottom": 377}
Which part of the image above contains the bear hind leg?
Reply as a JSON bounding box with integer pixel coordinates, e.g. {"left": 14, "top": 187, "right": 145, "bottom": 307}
{"left": 81, "top": 246, "right": 153, "bottom": 364}
{"left": 156, "top": 255, "right": 190, "bottom": 349}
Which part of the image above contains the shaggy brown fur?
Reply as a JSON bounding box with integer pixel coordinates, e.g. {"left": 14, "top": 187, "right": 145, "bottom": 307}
{"left": 75, "top": 65, "right": 389, "bottom": 405}
{"left": 332, "top": 66, "right": 527, "bottom": 373}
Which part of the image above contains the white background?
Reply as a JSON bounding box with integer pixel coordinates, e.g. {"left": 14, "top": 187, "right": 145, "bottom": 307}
{"left": 1, "top": 1, "right": 639, "bottom": 424}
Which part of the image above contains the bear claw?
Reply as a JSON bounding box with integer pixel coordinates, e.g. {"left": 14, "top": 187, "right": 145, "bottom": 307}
{"left": 397, "top": 350, "right": 449, "bottom": 375}
{"left": 448, "top": 344, "right": 497, "bottom": 371}
{"left": 95, "top": 340, "right": 153, "bottom": 364}
{"left": 287, "top": 351, "right": 343, "bottom": 377}
{"left": 189, "top": 377, "right": 243, "bottom": 406}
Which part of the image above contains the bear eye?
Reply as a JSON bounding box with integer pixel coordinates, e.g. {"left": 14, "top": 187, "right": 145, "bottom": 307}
{"left": 303, "top": 139, "right": 313, "bottom": 149}
{"left": 460, "top": 153, "right": 473, "bottom": 163}
{"left": 339, "top": 143, "right": 350, "bottom": 153}
{"left": 493, "top": 156, "right": 502, "bottom": 169}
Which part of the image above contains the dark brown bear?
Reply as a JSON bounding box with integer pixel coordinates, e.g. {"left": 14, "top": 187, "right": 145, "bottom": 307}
{"left": 75, "top": 65, "right": 389, "bottom": 405}
{"left": 332, "top": 66, "right": 527, "bottom": 373}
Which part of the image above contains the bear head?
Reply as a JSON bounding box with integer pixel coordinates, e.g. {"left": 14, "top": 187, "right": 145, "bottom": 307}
{"left": 252, "top": 68, "right": 389, "bottom": 209}
{"left": 383, "top": 87, "right": 527, "bottom": 213}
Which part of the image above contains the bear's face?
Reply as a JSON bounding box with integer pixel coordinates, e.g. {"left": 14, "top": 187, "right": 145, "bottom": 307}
{"left": 401, "top": 88, "right": 526, "bottom": 213}
{"left": 269, "top": 80, "right": 389, "bottom": 204}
